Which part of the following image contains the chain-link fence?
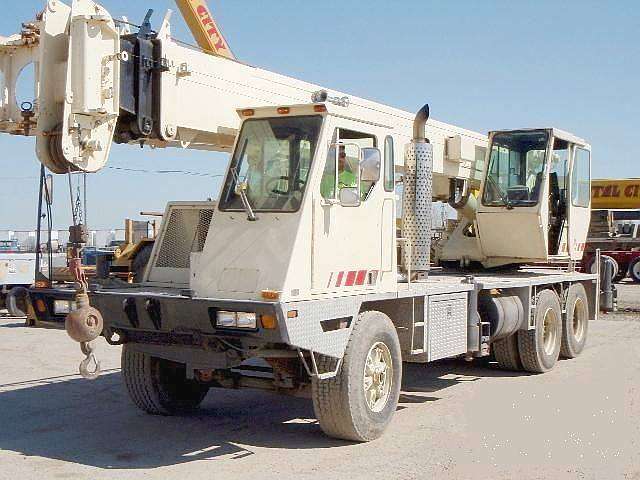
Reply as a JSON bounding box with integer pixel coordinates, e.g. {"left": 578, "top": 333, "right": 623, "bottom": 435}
{"left": 0, "top": 223, "right": 154, "bottom": 252}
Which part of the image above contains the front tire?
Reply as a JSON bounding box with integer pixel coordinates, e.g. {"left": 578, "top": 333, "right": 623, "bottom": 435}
{"left": 121, "top": 345, "right": 209, "bottom": 415}
{"left": 560, "top": 283, "right": 589, "bottom": 358}
{"left": 518, "top": 289, "right": 562, "bottom": 373}
{"left": 312, "top": 311, "right": 402, "bottom": 442}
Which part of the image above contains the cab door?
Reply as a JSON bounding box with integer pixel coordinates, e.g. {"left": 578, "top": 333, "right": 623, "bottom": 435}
{"left": 311, "top": 119, "right": 386, "bottom": 294}
{"left": 567, "top": 146, "right": 591, "bottom": 260}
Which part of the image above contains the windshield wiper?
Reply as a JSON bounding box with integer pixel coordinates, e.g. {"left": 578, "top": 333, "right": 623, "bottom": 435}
{"left": 487, "top": 176, "right": 514, "bottom": 209}
{"left": 232, "top": 139, "right": 257, "bottom": 221}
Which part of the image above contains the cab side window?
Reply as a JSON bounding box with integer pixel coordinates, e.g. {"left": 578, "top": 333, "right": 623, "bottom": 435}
{"left": 320, "top": 128, "right": 377, "bottom": 202}
{"left": 571, "top": 148, "right": 590, "bottom": 207}
{"left": 384, "top": 136, "right": 394, "bottom": 192}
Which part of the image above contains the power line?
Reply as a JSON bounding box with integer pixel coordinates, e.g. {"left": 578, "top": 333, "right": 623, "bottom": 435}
{"left": 106, "top": 166, "right": 224, "bottom": 177}
{"left": 0, "top": 167, "right": 225, "bottom": 180}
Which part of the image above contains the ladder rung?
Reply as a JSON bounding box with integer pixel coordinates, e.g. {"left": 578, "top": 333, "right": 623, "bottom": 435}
{"left": 410, "top": 349, "right": 425, "bottom": 354}
{"left": 413, "top": 322, "right": 425, "bottom": 327}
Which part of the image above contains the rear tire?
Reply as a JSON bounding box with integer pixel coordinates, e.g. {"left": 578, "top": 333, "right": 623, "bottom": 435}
{"left": 518, "top": 289, "right": 562, "bottom": 373}
{"left": 121, "top": 345, "right": 209, "bottom": 415}
{"left": 312, "top": 311, "right": 402, "bottom": 442}
{"left": 629, "top": 257, "right": 640, "bottom": 283}
{"left": 560, "top": 283, "right": 589, "bottom": 358}
{"left": 6, "top": 287, "right": 29, "bottom": 317}
{"left": 492, "top": 334, "right": 522, "bottom": 371}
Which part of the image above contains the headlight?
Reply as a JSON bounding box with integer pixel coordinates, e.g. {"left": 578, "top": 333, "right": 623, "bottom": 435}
{"left": 216, "top": 311, "right": 257, "bottom": 329}
{"left": 54, "top": 300, "right": 74, "bottom": 314}
{"left": 217, "top": 311, "right": 237, "bottom": 328}
{"left": 236, "top": 312, "right": 257, "bottom": 329}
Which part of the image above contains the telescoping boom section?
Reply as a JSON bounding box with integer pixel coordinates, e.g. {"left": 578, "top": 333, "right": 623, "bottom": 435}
{"left": 0, "top": 0, "right": 484, "bottom": 185}
{"left": 0, "top": 0, "right": 598, "bottom": 443}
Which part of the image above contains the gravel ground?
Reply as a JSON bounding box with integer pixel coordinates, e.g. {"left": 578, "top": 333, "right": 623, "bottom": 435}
{"left": 0, "top": 286, "right": 639, "bottom": 480}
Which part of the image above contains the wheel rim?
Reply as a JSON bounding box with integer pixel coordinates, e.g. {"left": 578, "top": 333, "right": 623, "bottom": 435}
{"left": 363, "top": 342, "right": 393, "bottom": 413}
{"left": 572, "top": 297, "right": 587, "bottom": 342}
{"left": 542, "top": 307, "right": 559, "bottom": 356}
{"left": 633, "top": 261, "right": 640, "bottom": 280}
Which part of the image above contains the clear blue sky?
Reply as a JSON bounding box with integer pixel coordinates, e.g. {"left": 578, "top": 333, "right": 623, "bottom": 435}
{"left": 1, "top": 0, "right": 638, "bottom": 229}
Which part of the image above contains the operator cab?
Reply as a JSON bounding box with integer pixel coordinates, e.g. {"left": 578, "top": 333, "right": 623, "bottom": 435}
{"left": 192, "top": 102, "right": 395, "bottom": 302}
{"left": 476, "top": 128, "right": 591, "bottom": 265}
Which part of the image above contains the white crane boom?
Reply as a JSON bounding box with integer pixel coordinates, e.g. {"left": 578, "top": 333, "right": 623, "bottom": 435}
{"left": 0, "top": 0, "right": 486, "bottom": 199}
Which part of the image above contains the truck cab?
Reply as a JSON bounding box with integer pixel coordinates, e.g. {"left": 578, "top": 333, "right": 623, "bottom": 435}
{"left": 191, "top": 103, "right": 399, "bottom": 303}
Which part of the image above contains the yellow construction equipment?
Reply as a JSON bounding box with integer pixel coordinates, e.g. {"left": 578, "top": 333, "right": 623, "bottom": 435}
{"left": 591, "top": 179, "right": 640, "bottom": 210}
{"left": 174, "top": 0, "right": 235, "bottom": 59}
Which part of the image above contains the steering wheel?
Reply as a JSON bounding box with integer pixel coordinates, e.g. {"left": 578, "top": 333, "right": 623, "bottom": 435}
{"left": 265, "top": 176, "right": 307, "bottom": 196}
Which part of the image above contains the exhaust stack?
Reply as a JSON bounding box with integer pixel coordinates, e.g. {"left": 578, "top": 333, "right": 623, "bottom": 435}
{"left": 402, "top": 104, "right": 433, "bottom": 278}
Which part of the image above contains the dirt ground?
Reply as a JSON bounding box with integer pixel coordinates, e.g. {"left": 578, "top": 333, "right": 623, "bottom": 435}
{"left": 1, "top": 285, "right": 639, "bottom": 480}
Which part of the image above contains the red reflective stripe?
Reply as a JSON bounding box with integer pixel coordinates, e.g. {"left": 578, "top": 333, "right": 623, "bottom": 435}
{"left": 345, "top": 271, "right": 357, "bottom": 286}
{"left": 336, "top": 271, "right": 344, "bottom": 287}
{"left": 355, "top": 270, "right": 367, "bottom": 285}
{"left": 326, "top": 272, "right": 334, "bottom": 288}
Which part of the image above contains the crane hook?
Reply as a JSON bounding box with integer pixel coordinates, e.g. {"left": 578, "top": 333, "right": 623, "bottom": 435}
{"left": 79, "top": 341, "right": 101, "bottom": 380}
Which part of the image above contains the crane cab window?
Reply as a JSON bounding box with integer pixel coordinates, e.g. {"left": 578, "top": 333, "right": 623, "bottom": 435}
{"left": 482, "top": 130, "right": 549, "bottom": 207}
{"left": 572, "top": 148, "right": 590, "bottom": 207}
{"left": 320, "top": 128, "right": 377, "bottom": 201}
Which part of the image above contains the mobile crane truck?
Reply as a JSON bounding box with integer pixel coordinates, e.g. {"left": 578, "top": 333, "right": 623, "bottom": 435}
{"left": 0, "top": 0, "right": 597, "bottom": 442}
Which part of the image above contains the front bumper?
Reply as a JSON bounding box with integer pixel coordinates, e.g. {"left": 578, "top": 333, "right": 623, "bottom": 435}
{"left": 90, "top": 285, "right": 365, "bottom": 361}
{"left": 90, "top": 286, "right": 286, "bottom": 349}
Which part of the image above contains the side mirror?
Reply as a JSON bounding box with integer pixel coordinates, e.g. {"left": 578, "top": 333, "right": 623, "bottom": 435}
{"left": 339, "top": 187, "right": 360, "bottom": 207}
{"left": 44, "top": 174, "right": 54, "bottom": 205}
{"left": 360, "top": 147, "right": 381, "bottom": 182}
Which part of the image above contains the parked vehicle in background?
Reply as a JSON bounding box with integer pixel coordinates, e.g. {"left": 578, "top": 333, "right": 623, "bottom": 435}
{"left": 0, "top": 239, "right": 21, "bottom": 253}
{"left": 582, "top": 208, "right": 640, "bottom": 283}
{"left": 1, "top": 252, "right": 65, "bottom": 316}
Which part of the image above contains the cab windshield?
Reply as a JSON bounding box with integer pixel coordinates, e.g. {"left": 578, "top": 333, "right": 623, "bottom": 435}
{"left": 482, "top": 130, "right": 550, "bottom": 207}
{"left": 219, "top": 115, "right": 322, "bottom": 212}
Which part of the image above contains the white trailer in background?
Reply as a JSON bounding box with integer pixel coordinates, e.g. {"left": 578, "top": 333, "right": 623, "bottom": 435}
{"left": 0, "top": 0, "right": 597, "bottom": 442}
{"left": 0, "top": 253, "right": 66, "bottom": 316}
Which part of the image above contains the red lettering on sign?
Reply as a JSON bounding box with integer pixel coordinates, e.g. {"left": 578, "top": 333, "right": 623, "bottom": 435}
{"left": 625, "top": 185, "right": 635, "bottom": 198}
{"left": 601, "top": 185, "right": 621, "bottom": 197}
{"left": 196, "top": 5, "right": 207, "bottom": 17}
{"left": 622, "top": 184, "right": 640, "bottom": 198}
{"left": 195, "top": 4, "right": 227, "bottom": 51}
